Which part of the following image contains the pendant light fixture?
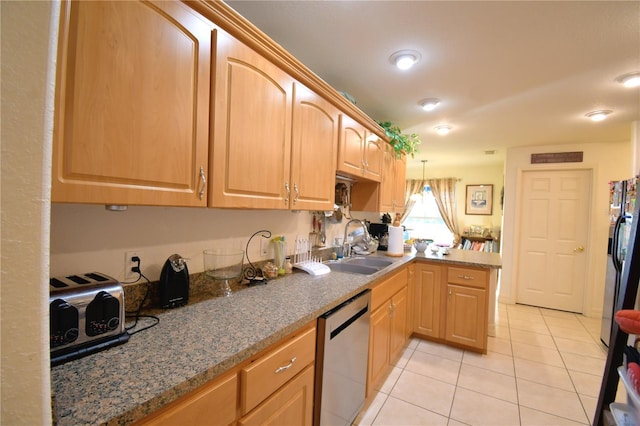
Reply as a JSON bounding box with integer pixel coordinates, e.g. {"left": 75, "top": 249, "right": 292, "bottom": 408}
{"left": 410, "top": 160, "right": 428, "bottom": 201}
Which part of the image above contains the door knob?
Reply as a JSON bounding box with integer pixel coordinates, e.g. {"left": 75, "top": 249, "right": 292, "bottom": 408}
{"left": 573, "top": 246, "right": 585, "bottom": 253}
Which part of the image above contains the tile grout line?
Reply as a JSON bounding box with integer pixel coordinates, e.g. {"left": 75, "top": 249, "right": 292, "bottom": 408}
{"left": 506, "top": 304, "right": 524, "bottom": 426}
{"left": 542, "top": 310, "right": 596, "bottom": 423}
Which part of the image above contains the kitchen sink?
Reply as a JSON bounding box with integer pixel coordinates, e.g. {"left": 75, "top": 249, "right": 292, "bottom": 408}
{"left": 325, "top": 256, "right": 396, "bottom": 275}
{"left": 326, "top": 263, "right": 380, "bottom": 275}
{"left": 343, "top": 257, "right": 394, "bottom": 268}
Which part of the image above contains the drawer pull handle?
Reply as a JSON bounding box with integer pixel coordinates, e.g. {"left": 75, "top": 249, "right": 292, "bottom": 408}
{"left": 457, "top": 274, "right": 474, "bottom": 280}
{"left": 275, "top": 357, "right": 297, "bottom": 374}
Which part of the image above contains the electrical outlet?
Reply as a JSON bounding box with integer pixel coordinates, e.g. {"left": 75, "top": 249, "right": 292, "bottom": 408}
{"left": 124, "top": 251, "right": 142, "bottom": 281}
{"left": 260, "top": 238, "right": 269, "bottom": 257}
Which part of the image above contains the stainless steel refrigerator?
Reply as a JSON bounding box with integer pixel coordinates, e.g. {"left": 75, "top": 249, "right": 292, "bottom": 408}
{"left": 601, "top": 177, "right": 638, "bottom": 346}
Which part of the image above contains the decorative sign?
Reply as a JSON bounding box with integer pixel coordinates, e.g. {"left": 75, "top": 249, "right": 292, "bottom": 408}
{"left": 531, "top": 152, "right": 583, "bottom": 164}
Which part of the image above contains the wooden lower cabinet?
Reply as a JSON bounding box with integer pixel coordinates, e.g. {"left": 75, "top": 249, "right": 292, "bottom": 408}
{"left": 139, "top": 371, "right": 237, "bottom": 426}
{"left": 238, "top": 365, "right": 314, "bottom": 426}
{"left": 412, "top": 261, "right": 489, "bottom": 353}
{"left": 367, "top": 267, "right": 409, "bottom": 396}
{"left": 445, "top": 284, "right": 487, "bottom": 349}
{"left": 413, "top": 262, "right": 442, "bottom": 338}
{"left": 389, "top": 287, "right": 408, "bottom": 362}
{"left": 368, "top": 303, "right": 391, "bottom": 393}
{"left": 137, "top": 322, "right": 315, "bottom": 426}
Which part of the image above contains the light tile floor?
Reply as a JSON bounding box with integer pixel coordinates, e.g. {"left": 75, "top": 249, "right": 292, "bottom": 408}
{"left": 354, "top": 303, "right": 624, "bottom": 426}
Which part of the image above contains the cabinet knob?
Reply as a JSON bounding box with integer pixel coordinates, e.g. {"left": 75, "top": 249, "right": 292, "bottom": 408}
{"left": 457, "top": 274, "right": 473, "bottom": 280}
{"left": 573, "top": 246, "right": 585, "bottom": 253}
{"left": 293, "top": 183, "right": 299, "bottom": 204}
{"left": 198, "top": 166, "right": 206, "bottom": 200}
{"left": 449, "top": 288, "right": 452, "bottom": 295}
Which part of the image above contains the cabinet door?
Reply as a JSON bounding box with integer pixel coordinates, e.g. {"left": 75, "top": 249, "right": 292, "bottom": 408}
{"left": 337, "top": 115, "right": 366, "bottom": 178}
{"left": 379, "top": 144, "right": 396, "bottom": 211}
{"left": 211, "top": 31, "right": 294, "bottom": 208}
{"left": 363, "top": 136, "right": 383, "bottom": 182}
{"left": 238, "top": 365, "right": 314, "bottom": 426}
{"left": 140, "top": 372, "right": 237, "bottom": 426}
{"left": 367, "top": 304, "right": 391, "bottom": 396}
{"left": 52, "top": 0, "right": 212, "bottom": 206}
{"left": 389, "top": 287, "right": 408, "bottom": 363}
{"left": 393, "top": 154, "right": 407, "bottom": 209}
{"left": 413, "top": 263, "right": 442, "bottom": 338}
{"left": 290, "top": 83, "right": 339, "bottom": 210}
{"left": 445, "top": 284, "right": 487, "bottom": 350}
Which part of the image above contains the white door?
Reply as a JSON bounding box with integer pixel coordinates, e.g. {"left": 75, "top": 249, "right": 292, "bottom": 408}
{"left": 516, "top": 169, "right": 591, "bottom": 313}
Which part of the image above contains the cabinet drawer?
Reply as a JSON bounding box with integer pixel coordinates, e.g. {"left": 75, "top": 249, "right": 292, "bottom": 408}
{"left": 447, "top": 266, "right": 487, "bottom": 289}
{"left": 139, "top": 371, "right": 237, "bottom": 426}
{"left": 371, "top": 267, "right": 408, "bottom": 312}
{"left": 241, "top": 326, "right": 316, "bottom": 414}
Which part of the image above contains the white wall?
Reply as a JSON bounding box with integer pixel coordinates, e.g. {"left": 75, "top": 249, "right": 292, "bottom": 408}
{"left": 50, "top": 205, "right": 379, "bottom": 281}
{"left": 501, "top": 141, "right": 632, "bottom": 318}
{"left": 1, "top": 1, "right": 57, "bottom": 423}
{"left": 405, "top": 163, "right": 505, "bottom": 236}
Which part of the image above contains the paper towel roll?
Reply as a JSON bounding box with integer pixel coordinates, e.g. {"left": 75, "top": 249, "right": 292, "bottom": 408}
{"left": 386, "top": 225, "right": 404, "bottom": 257}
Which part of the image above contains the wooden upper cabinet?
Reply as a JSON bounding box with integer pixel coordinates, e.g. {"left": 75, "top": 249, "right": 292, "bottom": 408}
{"left": 290, "top": 83, "right": 339, "bottom": 210}
{"left": 52, "top": 0, "right": 212, "bottom": 206}
{"left": 379, "top": 144, "right": 396, "bottom": 211}
{"left": 210, "top": 31, "right": 294, "bottom": 209}
{"left": 337, "top": 115, "right": 382, "bottom": 183}
{"left": 380, "top": 144, "right": 406, "bottom": 213}
{"left": 363, "top": 136, "right": 383, "bottom": 182}
{"left": 393, "top": 154, "right": 407, "bottom": 208}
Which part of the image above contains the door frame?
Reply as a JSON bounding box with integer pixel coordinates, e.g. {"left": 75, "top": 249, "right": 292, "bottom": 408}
{"left": 512, "top": 165, "right": 596, "bottom": 315}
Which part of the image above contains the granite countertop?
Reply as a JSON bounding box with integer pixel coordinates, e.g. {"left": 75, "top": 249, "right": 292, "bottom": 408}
{"left": 51, "top": 249, "right": 501, "bottom": 425}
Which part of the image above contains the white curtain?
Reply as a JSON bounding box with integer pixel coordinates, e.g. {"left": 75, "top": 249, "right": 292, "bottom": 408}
{"left": 426, "top": 178, "right": 461, "bottom": 245}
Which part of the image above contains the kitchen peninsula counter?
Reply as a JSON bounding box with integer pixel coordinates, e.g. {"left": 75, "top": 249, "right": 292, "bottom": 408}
{"left": 51, "top": 250, "right": 501, "bottom": 425}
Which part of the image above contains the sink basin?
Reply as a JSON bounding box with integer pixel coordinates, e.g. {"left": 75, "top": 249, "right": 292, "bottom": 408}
{"left": 325, "top": 257, "right": 396, "bottom": 275}
{"left": 326, "top": 262, "right": 380, "bottom": 275}
{"left": 344, "top": 257, "right": 394, "bottom": 268}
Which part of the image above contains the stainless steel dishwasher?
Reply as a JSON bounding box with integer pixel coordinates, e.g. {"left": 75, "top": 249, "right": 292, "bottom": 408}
{"left": 314, "top": 290, "right": 371, "bottom": 426}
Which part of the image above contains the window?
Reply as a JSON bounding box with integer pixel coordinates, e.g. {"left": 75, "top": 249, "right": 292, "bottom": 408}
{"left": 403, "top": 186, "right": 454, "bottom": 245}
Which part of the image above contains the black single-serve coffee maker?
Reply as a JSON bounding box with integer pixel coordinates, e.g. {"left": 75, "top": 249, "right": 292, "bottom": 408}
{"left": 159, "top": 254, "right": 189, "bottom": 308}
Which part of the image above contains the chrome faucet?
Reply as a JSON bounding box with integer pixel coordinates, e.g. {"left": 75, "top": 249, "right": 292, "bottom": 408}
{"left": 343, "top": 219, "right": 371, "bottom": 257}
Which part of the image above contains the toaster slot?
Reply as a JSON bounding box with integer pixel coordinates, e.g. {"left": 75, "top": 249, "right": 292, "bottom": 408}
{"left": 84, "top": 273, "right": 109, "bottom": 282}
{"left": 50, "top": 299, "right": 79, "bottom": 348}
{"left": 50, "top": 278, "right": 68, "bottom": 288}
{"left": 66, "top": 275, "right": 91, "bottom": 285}
{"left": 86, "top": 291, "right": 121, "bottom": 336}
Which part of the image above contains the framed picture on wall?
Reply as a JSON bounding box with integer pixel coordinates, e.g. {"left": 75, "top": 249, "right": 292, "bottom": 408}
{"left": 465, "top": 184, "right": 493, "bottom": 215}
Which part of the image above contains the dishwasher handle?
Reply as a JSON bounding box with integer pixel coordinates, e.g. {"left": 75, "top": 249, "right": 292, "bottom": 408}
{"left": 330, "top": 306, "right": 368, "bottom": 340}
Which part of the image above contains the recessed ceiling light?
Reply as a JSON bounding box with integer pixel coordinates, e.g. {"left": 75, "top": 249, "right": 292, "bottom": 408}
{"left": 389, "top": 50, "right": 421, "bottom": 71}
{"left": 419, "top": 98, "right": 440, "bottom": 111}
{"left": 434, "top": 125, "right": 451, "bottom": 135}
{"left": 616, "top": 72, "right": 640, "bottom": 88}
{"left": 585, "top": 110, "right": 612, "bottom": 122}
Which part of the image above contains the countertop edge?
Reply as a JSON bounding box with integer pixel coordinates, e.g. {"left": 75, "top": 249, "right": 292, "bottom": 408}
{"left": 55, "top": 249, "right": 501, "bottom": 425}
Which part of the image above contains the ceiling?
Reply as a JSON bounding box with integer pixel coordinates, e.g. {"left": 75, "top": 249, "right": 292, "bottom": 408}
{"left": 225, "top": 1, "right": 640, "bottom": 175}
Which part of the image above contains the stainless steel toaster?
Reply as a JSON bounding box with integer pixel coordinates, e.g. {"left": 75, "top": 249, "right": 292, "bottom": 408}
{"left": 49, "top": 272, "right": 128, "bottom": 365}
